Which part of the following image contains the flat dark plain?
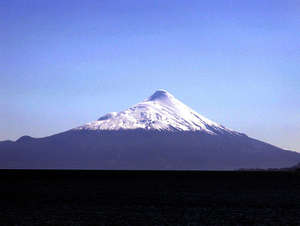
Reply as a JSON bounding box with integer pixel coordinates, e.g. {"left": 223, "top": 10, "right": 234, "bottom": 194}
{"left": 0, "top": 170, "right": 300, "bottom": 225}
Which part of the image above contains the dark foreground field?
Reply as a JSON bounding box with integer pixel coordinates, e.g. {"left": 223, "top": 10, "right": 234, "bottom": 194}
{"left": 1, "top": 170, "right": 300, "bottom": 225}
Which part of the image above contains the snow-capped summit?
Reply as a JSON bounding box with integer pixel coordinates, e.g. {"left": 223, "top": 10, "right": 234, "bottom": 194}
{"left": 75, "top": 90, "right": 241, "bottom": 135}
{"left": 147, "top": 89, "right": 174, "bottom": 102}
{"left": 2, "top": 89, "right": 300, "bottom": 170}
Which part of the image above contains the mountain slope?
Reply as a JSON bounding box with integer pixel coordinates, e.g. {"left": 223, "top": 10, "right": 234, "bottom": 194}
{"left": 75, "top": 90, "right": 241, "bottom": 136}
{"left": 0, "top": 90, "right": 299, "bottom": 170}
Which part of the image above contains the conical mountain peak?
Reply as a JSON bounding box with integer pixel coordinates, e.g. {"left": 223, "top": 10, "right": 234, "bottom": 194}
{"left": 147, "top": 90, "right": 174, "bottom": 102}
{"left": 145, "top": 90, "right": 178, "bottom": 109}
{"left": 75, "top": 90, "right": 241, "bottom": 136}
{"left": 2, "top": 89, "right": 298, "bottom": 170}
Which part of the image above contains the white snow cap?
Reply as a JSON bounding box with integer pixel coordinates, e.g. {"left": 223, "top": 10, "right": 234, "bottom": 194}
{"left": 75, "top": 89, "right": 241, "bottom": 135}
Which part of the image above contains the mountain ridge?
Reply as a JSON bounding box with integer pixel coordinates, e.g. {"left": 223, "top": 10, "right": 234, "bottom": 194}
{"left": 75, "top": 90, "right": 242, "bottom": 136}
{"left": 0, "top": 89, "right": 299, "bottom": 170}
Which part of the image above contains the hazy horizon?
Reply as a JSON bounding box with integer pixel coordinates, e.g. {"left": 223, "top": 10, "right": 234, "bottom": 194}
{"left": 1, "top": 0, "right": 299, "bottom": 153}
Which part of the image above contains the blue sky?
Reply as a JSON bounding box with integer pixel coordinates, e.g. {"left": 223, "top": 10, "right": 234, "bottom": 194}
{"left": 1, "top": 0, "right": 300, "bottom": 152}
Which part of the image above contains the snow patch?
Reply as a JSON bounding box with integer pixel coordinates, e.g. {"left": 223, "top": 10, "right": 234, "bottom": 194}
{"left": 75, "top": 90, "right": 241, "bottom": 136}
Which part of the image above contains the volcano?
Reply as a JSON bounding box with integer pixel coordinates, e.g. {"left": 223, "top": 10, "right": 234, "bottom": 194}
{"left": 1, "top": 90, "right": 299, "bottom": 170}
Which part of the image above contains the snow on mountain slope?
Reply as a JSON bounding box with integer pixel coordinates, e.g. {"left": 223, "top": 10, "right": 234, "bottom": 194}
{"left": 75, "top": 90, "right": 241, "bottom": 135}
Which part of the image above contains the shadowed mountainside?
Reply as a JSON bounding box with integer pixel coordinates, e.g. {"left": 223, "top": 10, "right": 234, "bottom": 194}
{"left": 1, "top": 129, "right": 299, "bottom": 169}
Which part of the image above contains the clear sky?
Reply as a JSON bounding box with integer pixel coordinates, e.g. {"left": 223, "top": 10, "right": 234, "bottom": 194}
{"left": 1, "top": 0, "right": 299, "bottom": 152}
